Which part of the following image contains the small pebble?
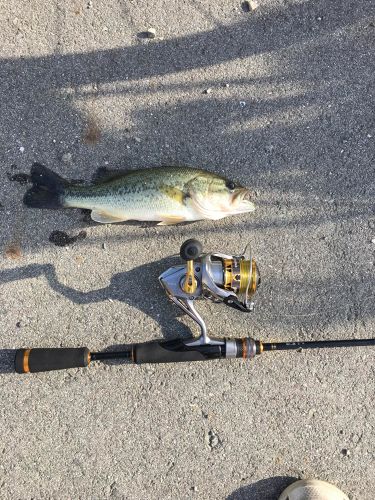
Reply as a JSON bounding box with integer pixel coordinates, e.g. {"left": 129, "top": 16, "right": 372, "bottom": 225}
{"left": 239, "top": 101, "right": 246, "bottom": 107}
{"left": 87, "top": 0, "right": 92, "bottom": 8}
{"left": 371, "top": 238, "right": 375, "bottom": 244}
{"left": 16, "top": 321, "right": 22, "bottom": 328}
{"left": 102, "top": 242, "right": 107, "bottom": 250}
{"left": 224, "top": 83, "right": 230, "bottom": 88}
{"left": 134, "top": 137, "right": 141, "bottom": 143}
{"left": 367, "top": 134, "right": 372, "bottom": 138}
{"left": 146, "top": 28, "right": 156, "bottom": 39}
{"left": 19, "top": 146, "right": 25, "bottom": 153}
{"left": 206, "top": 429, "right": 220, "bottom": 449}
{"left": 61, "top": 152, "right": 72, "bottom": 164}
{"left": 210, "top": 435, "right": 219, "bottom": 447}
{"left": 341, "top": 448, "right": 350, "bottom": 457}
{"left": 308, "top": 408, "right": 316, "bottom": 418}
{"left": 204, "top": 88, "right": 212, "bottom": 94}
{"left": 243, "top": 0, "right": 258, "bottom": 11}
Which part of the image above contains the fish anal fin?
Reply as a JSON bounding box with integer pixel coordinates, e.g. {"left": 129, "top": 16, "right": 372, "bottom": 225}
{"left": 91, "top": 210, "right": 128, "bottom": 224}
{"left": 157, "top": 215, "right": 186, "bottom": 226}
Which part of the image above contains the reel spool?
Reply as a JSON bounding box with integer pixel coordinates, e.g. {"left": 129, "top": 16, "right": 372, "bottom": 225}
{"left": 159, "top": 239, "right": 260, "bottom": 344}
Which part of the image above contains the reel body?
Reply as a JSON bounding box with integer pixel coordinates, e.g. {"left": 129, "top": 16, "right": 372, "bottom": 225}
{"left": 159, "top": 239, "right": 260, "bottom": 345}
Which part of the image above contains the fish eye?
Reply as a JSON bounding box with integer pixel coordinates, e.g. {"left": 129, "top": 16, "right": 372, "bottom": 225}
{"left": 226, "top": 180, "right": 236, "bottom": 191}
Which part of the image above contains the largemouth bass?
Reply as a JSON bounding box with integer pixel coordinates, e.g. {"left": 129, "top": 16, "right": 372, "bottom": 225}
{"left": 24, "top": 163, "right": 255, "bottom": 225}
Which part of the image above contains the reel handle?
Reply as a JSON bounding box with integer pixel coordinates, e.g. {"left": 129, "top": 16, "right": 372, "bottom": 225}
{"left": 15, "top": 348, "right": 90, "bottom": 373}
{"left": 179, "top": 239, "right": 203, "bottom": 294}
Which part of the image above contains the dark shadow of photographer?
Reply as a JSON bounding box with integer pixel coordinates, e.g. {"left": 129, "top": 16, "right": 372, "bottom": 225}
{"left": 228, "top": 476, "right": 297, "bottom": 500}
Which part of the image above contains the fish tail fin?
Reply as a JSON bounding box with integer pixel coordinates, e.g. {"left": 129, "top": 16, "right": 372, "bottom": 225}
{"left": 23, "top": 163, "right": 69, "bottom": 209}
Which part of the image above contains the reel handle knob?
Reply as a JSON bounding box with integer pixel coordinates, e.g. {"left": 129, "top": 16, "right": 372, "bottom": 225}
{"left": 179, "top": 239, "right": 203, "bottom": 261}
{"left": 180, "top": 239, "right": 202, "bottom": 294}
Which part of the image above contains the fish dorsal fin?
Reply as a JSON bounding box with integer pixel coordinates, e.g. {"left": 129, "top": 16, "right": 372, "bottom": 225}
{"left": 91, "top": 209, "right": 128, "bottom": 224}
{"left": 92, "top": 167, "right": 133, "bottom": 184}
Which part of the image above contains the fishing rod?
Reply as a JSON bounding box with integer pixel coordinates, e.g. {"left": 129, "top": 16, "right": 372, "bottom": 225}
{"left": 15, "top": 239, "right": 375, "bottom": 374}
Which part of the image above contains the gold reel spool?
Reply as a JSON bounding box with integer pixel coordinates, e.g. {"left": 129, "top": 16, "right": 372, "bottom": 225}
{"left": 240, "top": 258, "right": 258, "bottom": 296}
{"left": 223, "top": 257, "right": 259, "bottom": 303}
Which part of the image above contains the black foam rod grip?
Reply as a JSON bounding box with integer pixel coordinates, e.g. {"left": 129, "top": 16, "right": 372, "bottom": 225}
{"left": 134, "top": 339, "right": 223, "bottom": 364}
{"left": 15, "top": 348, "right": 90, "bottom": 373}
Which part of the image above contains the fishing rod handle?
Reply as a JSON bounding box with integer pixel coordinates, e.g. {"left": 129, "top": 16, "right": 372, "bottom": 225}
{"left": 15, "top": 338, "right": 261, "bottom": 373}
{"left": 15, "top": 348, "right": 90, "bottom": 374}
{"left": 14, "top": 341, "right": 224, "bottom": 373}
{"left": 134, "top": 338, "right": 224, "bottom": 363}
{"left": 133, "top": 337, "right": 261, "bottom": 363}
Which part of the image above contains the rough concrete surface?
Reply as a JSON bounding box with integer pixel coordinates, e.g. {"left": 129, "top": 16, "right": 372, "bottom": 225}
{"left": 0, "top": 0, "right": 374, "bottom": 499}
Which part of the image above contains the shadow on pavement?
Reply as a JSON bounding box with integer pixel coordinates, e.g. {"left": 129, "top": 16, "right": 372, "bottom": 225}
{"left": 0, "top": 258, "right": 192, "bottom": 340}
{"left": 227, "top": 476, "right": 297, "bottom": 500}
{"left": 1, "top": 258, "right": 374, "bottom": 339}
{"left": 0, "top": 0, "right": 374, "bottom": 342}
{"left": 0, "top": 0, "right": 373, "bottom": 253}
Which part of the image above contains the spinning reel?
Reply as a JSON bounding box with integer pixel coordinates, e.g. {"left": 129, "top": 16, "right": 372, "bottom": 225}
{"left": 159, "top": 239, "right": 260, "bottom": 344}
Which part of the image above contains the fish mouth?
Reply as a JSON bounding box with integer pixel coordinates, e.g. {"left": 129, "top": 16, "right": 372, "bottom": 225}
{"left": 232, "top": 189, "right": 256, "bottom": 212}
{"left": 242, "top": 190, "right": 254, "bottom": 202}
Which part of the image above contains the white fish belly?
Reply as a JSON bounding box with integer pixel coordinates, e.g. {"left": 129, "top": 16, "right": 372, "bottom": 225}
{"left": 65, "top": 191, "right": 202, "bottom": 222}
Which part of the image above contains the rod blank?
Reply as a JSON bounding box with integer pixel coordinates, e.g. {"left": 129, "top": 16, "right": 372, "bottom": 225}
{"left": 262, "top": 338, "right": 375, "bottom": 352}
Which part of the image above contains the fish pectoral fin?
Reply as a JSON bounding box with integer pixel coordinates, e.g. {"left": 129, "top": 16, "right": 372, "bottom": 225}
{"left": 91, "top": 210, "right": 128, "bottom": 224}
{"left": 157, "top": 215, "right": 186, "bottom": 226}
